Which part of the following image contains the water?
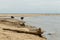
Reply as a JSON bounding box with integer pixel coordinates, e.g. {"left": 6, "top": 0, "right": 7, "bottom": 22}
{"left": 22, "top": 16, "right": 60, "bottom": 40}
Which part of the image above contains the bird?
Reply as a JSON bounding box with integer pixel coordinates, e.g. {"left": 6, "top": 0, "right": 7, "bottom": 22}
{"left": 21, "top": 17, "right": 24, "bottom": 20}
{"left": 11, "top": 16, "right": 14, "bottom": 18}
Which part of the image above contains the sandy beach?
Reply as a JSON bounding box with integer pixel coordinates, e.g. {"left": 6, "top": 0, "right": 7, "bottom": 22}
{"left": 0, "top": 18, "right": 46, "bottom": 40}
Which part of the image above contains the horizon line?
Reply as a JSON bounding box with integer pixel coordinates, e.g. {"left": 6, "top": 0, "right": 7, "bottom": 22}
{"left": 0, "top": 14, "right": 60, "bottom": 17}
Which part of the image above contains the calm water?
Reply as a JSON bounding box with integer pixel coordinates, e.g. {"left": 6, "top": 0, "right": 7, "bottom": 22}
{"left": 22, "top": 16, "right": 60, "bottom": 40}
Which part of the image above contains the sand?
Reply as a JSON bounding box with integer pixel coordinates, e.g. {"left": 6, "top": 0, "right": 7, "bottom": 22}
{"left": 0, "top": 18, "right": 46, "bottom": 40}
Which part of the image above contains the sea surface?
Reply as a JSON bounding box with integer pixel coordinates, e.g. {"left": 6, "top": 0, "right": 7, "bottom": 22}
{"left": 1, "top": 16, "right": 60, "bottom": 40}
{"left": 20, "top": 16, "right": 60, "bottom": 40}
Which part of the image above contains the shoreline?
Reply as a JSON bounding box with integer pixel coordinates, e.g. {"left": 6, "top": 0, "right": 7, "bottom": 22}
{"left": 0, "top": 14, "right": 60, "bottom": 17}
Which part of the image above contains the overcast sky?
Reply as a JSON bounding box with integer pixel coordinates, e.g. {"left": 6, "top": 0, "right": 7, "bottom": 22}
{"left": 0, "top": 0, "right": 60, "bottom": 13}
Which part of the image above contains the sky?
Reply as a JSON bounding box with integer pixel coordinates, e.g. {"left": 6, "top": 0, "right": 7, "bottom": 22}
{"left": 0, "top": 0, "right": 60, "bottom": 13}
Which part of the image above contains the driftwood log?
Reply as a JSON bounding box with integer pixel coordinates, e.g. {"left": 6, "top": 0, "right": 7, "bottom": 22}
{"left": 3, "top": 28, "right": 43, "bottom": 37}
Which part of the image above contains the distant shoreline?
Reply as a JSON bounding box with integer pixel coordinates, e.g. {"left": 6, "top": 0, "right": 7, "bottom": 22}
{"left": 0, "top": 14, "right": 60, "bottom": 17}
